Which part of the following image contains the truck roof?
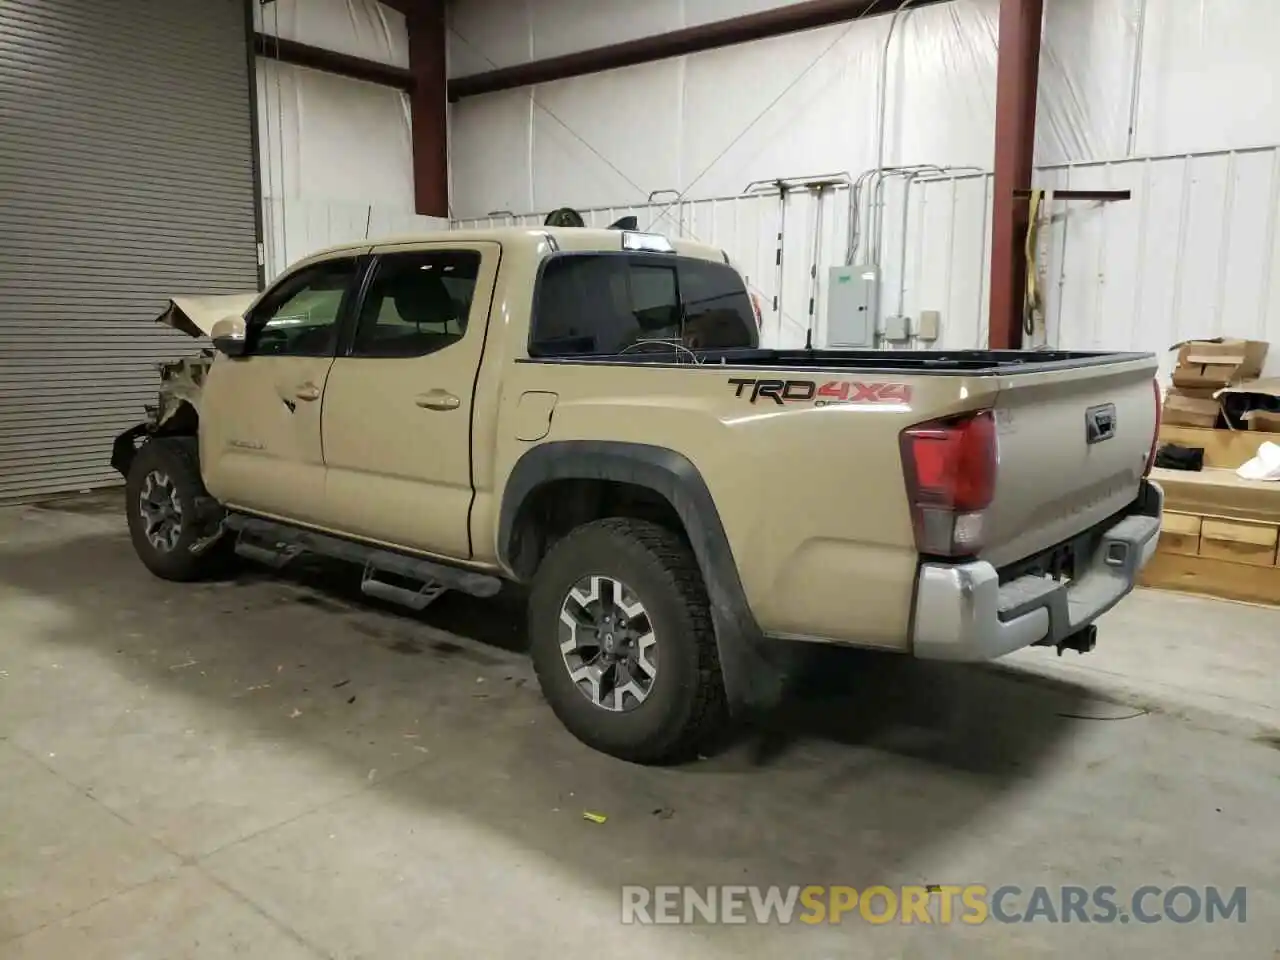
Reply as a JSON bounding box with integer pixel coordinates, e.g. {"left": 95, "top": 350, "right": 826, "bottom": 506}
{"left": 306, "top": 226, "right": 728, "bottom": 264}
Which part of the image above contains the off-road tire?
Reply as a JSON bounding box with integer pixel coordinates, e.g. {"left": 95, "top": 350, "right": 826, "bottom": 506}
{"left": 528, "top": 518, "right": 728, "bottom": 764}
{"left": 125, "top": 438, "right": 232, "bottom": 582}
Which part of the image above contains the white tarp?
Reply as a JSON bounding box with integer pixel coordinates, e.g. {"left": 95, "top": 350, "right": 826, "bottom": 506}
{"left": 447, "top": 0, "right": 1280, "bottom": 216}
{"left": 252, "top": 0, "right": 422, "bottom": 276}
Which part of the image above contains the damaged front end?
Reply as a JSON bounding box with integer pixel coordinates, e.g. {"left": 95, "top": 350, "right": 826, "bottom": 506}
{"left": 111, "top": 293, "right": 257, "bottom": 479}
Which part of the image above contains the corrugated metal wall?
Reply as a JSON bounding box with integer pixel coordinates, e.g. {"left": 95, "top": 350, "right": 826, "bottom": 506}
{"left": 0, "top": 0, "right": 260, "bottom": 501}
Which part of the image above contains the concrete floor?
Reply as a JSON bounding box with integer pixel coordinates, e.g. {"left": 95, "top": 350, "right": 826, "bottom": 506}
{"left": 1, "top": 492, "right": 1278, "bottom": 959}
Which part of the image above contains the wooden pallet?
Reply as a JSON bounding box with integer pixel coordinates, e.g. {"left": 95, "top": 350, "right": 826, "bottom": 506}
{"left": 1141, "top": 551, "right": 1280, "bottom": 605}
{"left": 1154, "top": 467, "right": 1280, "bottom": 525}
{"left": 1157, "top": 424, "right": 1280, "bottom": 469}
{"left": 1141, "top": 508, "right": 1280, "bottom": 605}
{"left": 1141, "top": 426, "right": 1280, "bottom": 605}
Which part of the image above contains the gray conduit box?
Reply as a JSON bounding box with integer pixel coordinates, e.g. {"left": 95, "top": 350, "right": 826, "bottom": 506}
{"left": 917, "top": 309, "right": 941, "bottom": 341}
{"left": 882, "top": 314, "right": 910, "bottom": 342}
{"left": 826, "top": 265, "right": 877, "bottom": 348}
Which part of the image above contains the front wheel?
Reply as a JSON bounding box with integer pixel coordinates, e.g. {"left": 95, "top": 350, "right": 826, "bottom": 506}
{"left": 527, "top": 518, "right": 728, "bottom": 764}
{"left": 125, "top": 438, "right": 232, "bottom": 581}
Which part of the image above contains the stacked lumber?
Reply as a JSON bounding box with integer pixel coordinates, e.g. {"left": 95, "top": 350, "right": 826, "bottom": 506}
{"left": 1141, "top": 424, "right": 1280, "bottom": 605}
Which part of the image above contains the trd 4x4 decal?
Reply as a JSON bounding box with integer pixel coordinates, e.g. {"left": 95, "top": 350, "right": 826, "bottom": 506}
{"left": 728, "top": 377, "right": 912, "bottom": 407}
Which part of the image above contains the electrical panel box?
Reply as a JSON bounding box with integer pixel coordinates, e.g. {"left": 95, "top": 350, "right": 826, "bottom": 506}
{"left": 826, "top": 265, "right": 877, "bottom": 348}
{"left": 916, "top": 309, "right": 941, "bottom": 341}
{"left": 883, "top": 314, "right": 910, "bottom": 342}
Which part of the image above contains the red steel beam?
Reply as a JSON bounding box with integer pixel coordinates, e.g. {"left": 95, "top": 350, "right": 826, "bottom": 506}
{"left": 256, "top": 1, "right": 448, "bottom": 217}
{"left": 987, "top": 0, "right": 1045, "bottom": 350}
{"left": 407, "top": 0, "right": 449, "bottom": 217}
{"left": 447, "top": 0, "right": 947, "bottom": 101}
{"left": 253, "top": 33, "right": 414, "bottom": 92}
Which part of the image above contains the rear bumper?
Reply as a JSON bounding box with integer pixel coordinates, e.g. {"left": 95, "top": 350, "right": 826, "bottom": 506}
{"left": 911, "top": 480, "right": 1163, "bottom": 661}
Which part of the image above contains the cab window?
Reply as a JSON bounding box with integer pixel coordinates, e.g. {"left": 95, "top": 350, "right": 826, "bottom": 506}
{"left": 530, "top": 253, "right": 757, "bottom": 357}
{"left": 245, "top": 257, "right": 358, "bottom": 357}
{"left": 350, "top": 250, "right": 481, "bottom": 358}
{"left": 677, "top": 258, "right": 760, "bottom": 350}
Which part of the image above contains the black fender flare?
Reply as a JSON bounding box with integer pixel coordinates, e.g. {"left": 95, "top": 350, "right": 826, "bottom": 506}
{"left": 111, "top": 423, "right": 150, "bottom": 479}
{"left": 499, "top": 441, "right": 787, "bottom": 712}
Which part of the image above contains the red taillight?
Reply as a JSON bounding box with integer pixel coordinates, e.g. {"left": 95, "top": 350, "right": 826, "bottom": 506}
{"left": 749, "top": 292, "right": 763, "bottom": 330}
{"left": 900, "top": 410, "right": 998, "bottom": 557}
{"left": 1145, "top": 378, "right": 1162, "bottom": 476}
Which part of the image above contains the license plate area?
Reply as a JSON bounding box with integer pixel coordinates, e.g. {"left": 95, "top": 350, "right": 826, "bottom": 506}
{"left": 998, "top": 529, "right": 1095, "bottom": 586}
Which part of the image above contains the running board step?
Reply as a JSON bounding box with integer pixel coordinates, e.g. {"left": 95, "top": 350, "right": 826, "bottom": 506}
{"left": 226, "top": 514, "right": 501, "bottom": 599}
{"left": 234, "top": 537, "right": 302, "bottom": 570}
{"left": 360, "top": 564, "right": 447, "bottom": 611}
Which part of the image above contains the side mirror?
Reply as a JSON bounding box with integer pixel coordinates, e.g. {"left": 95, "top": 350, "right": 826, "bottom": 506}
{"left": 210, "top": 316, "right": 248, "bottom": 357}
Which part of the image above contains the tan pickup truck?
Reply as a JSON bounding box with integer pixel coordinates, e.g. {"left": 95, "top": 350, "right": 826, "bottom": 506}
{"left": 112, "top": 226, "right": 1164, "bottom": 763}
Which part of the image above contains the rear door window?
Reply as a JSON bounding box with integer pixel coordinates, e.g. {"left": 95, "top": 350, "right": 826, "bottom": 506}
{"left": 676, "top": 258, "right": 759, "bottom": 350}
{"left": 530, "top": 254, "right": 757, "bottom": 357}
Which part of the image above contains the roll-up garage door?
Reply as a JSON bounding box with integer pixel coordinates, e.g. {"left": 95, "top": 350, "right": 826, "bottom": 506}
{"left": 0, "top": 0, "right": 260, "bottom": 501}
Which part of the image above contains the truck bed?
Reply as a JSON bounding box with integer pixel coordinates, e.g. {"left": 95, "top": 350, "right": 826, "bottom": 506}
{"left": 522, "top": 342, "right": 1160, "bottom": 574}
{"left": 527, "top": 347, "right": 1151, "bottom": 373}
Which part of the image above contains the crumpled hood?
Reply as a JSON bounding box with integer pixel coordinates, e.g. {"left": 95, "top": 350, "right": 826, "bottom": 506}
{"left": 156, "top": 293, "right": 259, "bottom": 338}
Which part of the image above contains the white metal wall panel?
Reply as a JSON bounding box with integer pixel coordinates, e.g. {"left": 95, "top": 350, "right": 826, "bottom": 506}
{"left": 880, "top": 149, "right": 1280, "bottom": 376}
{"left": 0, "top": 0, "right": 260, "bottom": 501}
{"left": 888, "top": 172, "right": 994, "bottom": 351}
{"left": 262, "top": 196, "right": 450, "bottom": 280}
{"left": 455, "top": 143, "right": 1280, "bottom": 371}
{"left": 1033, "top": 148, "right": 1280, "bottom": 381}
{"left": 255, "top": 59, "right": 414, "bottom": 212}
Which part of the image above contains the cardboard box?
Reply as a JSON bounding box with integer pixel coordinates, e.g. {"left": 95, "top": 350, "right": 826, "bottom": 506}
{"left": 1170, "top": 338, "right": 1268, "bottom": 389}
{"left": 1247, "top": 410, "right": 1280, "bottom": 432}
{"left": 1163, "top": 389, "right": 1221, "bottom": 427}
{"left": 1218, "top": 377, "right": 1280, "bottom": 431}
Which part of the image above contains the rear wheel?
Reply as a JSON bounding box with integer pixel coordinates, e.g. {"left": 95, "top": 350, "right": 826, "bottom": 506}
{"left": 528, "top": 518, "right": 727, "bottom": 764}
{"left": 125, "top": 438, "right": 231, "bottom": 581}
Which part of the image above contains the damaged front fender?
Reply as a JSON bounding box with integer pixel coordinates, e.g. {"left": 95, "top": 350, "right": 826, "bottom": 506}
{"left": 152, "top": 291, "right": 258, "bottom": 425}
{"left": 113, "top": 292, "right": 259, "bottom": 479}
{"left": 152, "top": 292, "right": 257, "bottom": 425}
{"left": 157, "top": 293, "right": 258, "bottom": 339}
{"left": 155, "top": 354, "right": 211, "bottom": 427}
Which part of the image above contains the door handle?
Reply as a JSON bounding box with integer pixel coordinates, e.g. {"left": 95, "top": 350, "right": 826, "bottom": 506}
{"left": 294, "top": 383, "right": 321, "bottom": 402}
{"left": 415, "top": 391, "right": 461, "bottom": 411}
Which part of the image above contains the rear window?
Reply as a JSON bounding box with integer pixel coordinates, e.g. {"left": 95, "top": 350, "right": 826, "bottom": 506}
{"left": 530, "top": 254, "right": 758, "bottom": 357}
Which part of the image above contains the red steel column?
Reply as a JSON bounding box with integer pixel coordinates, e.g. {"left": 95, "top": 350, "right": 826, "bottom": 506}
{"left": 987, "top": 0, "right": 1045, "bottom": 350}
{"left": 407, "top": 0, "right": 449, "bottom": 217}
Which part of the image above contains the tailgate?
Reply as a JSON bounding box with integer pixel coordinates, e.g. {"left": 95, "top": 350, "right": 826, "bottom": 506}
{"left": 981, "top": 357, "right": 1158, "bottom": 569}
